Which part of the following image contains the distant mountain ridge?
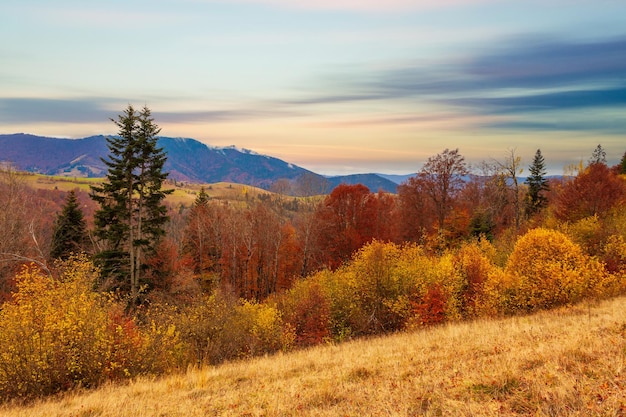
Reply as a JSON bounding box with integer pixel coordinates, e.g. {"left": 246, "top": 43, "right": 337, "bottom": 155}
{"left": 0, "top": 134, "right": 400, "bottom": 194}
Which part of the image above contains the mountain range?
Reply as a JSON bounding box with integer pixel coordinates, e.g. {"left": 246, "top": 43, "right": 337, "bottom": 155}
{"left": 0, "top": 134, "right": 406, "bottom": 194}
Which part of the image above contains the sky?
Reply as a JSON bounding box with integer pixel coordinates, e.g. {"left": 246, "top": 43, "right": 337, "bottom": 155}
{"left": 1, "top": 0, "right": 625, "bottom": 176}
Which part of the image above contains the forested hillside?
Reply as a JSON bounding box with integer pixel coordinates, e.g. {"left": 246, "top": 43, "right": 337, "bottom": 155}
{"left": 1, "top": 140, "right": 625, "bottom": 403}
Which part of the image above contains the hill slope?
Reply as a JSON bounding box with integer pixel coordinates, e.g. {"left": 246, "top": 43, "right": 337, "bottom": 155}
{"left": 4, "top": 296, "right": 625, "bottom": 416}
{"left": 0, "top": 134, "right": 399, "bottom": 193}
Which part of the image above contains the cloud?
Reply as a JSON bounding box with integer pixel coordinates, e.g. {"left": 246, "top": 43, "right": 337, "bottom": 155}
{"left": 0, "top": 98, "right": 114, "bottom": 124}
{"left": 0, "top": 97, "right": 299, "bottom": 126}
{"left": 154, "top": 108, "right": 299, "bottom": 124}
{"left": 367, "top": 36, "right": 626, "bottom": 97}
{"left": 488, "top": 117, "right": 626, "bottom": 135}
{"left": 450, "top": 86, "right": 626, "bottom": 112}
{"left": 291, "top": 35, "right": 626, "bottom": 133}
{"left": 462, "top": 36, "right": 626, "bottom": 89}
{"left": 206, "top": 0, "right": 494, "bottom": 12}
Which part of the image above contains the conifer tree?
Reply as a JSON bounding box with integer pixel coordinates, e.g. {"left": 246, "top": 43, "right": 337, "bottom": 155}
{"left": 525, "top": 149, "right": 549, "bottom": 216}
{"left": 589, "top": 144, "right": 607, "bottom": 165}
{"left": 50, "top": 190, "right": 88, "bottom": 260}
{"left": 90, "top": 105, "right": 172, "bottom": 300}
{"left": 195, "top": 186, "right": 210, "bottom": 206}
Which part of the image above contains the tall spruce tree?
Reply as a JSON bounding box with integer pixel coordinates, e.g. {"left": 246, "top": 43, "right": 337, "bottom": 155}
{"left": 525, "top": 149, "right": 550, "bottom": 216}
{"left": 91, "top": 105, "right": 172, "bottom": 300}
{"left": 50, "top": 190, "right": 88, "bottom": 260}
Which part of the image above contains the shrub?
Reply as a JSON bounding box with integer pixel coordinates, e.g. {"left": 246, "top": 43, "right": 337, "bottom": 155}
{"left": 170, "top": 288, "right": 289, "bottom": 366}
{"left": 0, "top": 256, "right": 182, "bottom": 402}
{"left": 239, "top": 300, "right": 290, "bottom": 355}
{"left": 168, "top": 289, "right": 247, "bottom": 365}
{"left": 277, "top": 278, "right": 330, "bottom": 347}
{"left": 453, "top": 240, "right": 499, "bottom": 319}
{"left": 503, "top": 228, "right": 605, "bottom": 313}
{"left": 349, "top": 241, "right": 415, "bottom": 333}
{"left": 0, "top": 258, "right": 114, "bottom": 399}
{"left": 408, "top": 283, "right": 447, "bottom": 327}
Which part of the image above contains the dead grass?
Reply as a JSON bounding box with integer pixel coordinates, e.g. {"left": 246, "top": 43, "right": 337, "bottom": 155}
{"left": 17, "top": 172, "right": 276, "bottom": 206}
{"left": 2, "top": 297, "right": 626, "bottom": 416}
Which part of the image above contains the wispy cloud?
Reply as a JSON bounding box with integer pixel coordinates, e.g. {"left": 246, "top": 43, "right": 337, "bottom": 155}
{"left": 3, "top": 35, "right": 625, "bottom": 136}
{"left": 0, "top": 98, "right": 114, "bottom": 124}
{"left": 205, "top": 0, "right": 495, "bottom": 12}
{"left": 0, "top": 97, "right": 299, "bottom": 126}
{"left": 292, "top": 35, "right": 626, "bottom": 132}
{"left": 450, "top": 87, "right": 626, "bottom": 113}
{"left": 154, "top": 108, "right": 300, "bottom": 124}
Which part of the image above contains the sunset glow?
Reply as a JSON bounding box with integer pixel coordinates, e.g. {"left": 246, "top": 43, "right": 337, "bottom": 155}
{"left": 1, "top": 0, "right": 625, "bottom": 175}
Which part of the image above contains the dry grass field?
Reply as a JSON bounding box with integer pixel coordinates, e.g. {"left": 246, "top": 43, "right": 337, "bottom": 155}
{"left": 17, "top": 172, "right": 274, "bottom": 207}
{"left": 2, "top": 296, "right": 625, "bottom": 416}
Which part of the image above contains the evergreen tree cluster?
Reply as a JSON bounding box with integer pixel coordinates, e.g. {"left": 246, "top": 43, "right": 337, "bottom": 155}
{"left": 90, "top": 105, "right": 172, "bottom": 300}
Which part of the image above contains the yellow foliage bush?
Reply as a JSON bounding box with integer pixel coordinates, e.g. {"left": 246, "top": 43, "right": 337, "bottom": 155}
{"left": 349, "top": 241, "right": 415, "bottom": 333}
{"left": 0, "top": 259, "right": 114, "bottom": 399}
{"left": 239, "top": 300, "right": 290, "bottom": 355}
{"left": 167, "top": 288, "right": 289, "bottom": 366}
{"left": 503, "top": 228, "right": 606, "bottom": 313}
{"left": 0, "top": 256, "right": 182, "bottom": 401}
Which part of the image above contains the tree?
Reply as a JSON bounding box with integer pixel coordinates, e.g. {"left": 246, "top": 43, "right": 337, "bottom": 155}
{"left": 495, "top": 149, "right": 524, "bottom": 231}
{"left": 619, "top": 151, "right": 626, "bottom": 175}
{"left": 50, "top": 190, "right": 88, "bottom": 260}
{"left": 91, "top": 105, "right": 172, "bottom": 300}
{"left": 419, "top": 148, "right": 468, "bottom": 234}
{"left": 0, "top": 164, "right": 55, "bottom": 293}
{"left": 397, "top": 175, "right": 436, "bottom": 243}
{"left": 315, "top": 184, "right": 377, "bottom": 269}
{"left": 588, "top": 144, "right": 607, "bottom": 166}
{"left": 525, "top": 149, "right": 550, "bottom": 216}
{"left": 555, "top": 162, "right": 626, "bottom": 221}
{"left": 182, "top": 187, "right": 221, "bottom": 280}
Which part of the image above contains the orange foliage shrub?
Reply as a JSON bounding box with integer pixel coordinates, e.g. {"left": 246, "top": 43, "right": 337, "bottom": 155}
{"left": 503, "top": 228, "right": 606, "bottom": 313}
{"left": 278, "top": 279, "right": 331, "bottom": 347}
{"left": 453, "top": 239, "right": 499, "bottom": 318}
{"left": 409, "top": 283, "right": 447, "bottom": 326}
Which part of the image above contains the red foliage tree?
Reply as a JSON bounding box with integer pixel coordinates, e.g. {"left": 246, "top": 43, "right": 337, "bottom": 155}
{"left": 555, "top": 163, "right": 626, "bottom": 221}
{"left": 315, "top": 184, "right": 378, "bottom": 269}
{"left": 396, "top": 176, "right": 437, "bottom": 243}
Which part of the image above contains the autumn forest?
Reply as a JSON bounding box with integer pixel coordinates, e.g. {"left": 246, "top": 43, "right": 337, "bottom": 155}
{"left": 1, "top": 110, "right": 626, "bottom": 402}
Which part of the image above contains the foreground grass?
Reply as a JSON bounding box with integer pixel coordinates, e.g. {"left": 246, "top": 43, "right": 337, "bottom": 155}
{"left": 3, "top": 297, "right": 626, "bottom": 416}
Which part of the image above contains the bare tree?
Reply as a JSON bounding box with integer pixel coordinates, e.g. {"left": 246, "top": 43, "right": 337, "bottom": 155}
{"left": 0, "top": 166, "right": 51, "bottom": 295}
{"left": 418, "top": 148, "right": 469, "bottom": 234}
{"left": 494, "top": 149, "right": 524, "bottom": 232}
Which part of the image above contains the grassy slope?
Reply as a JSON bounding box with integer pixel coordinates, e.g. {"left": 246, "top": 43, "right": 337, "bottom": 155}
{"left": 18, "top": 172, "right": 274, "bottom": 206}
{"left": 3, "top": 297, "right": 625, "bottom": 416}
